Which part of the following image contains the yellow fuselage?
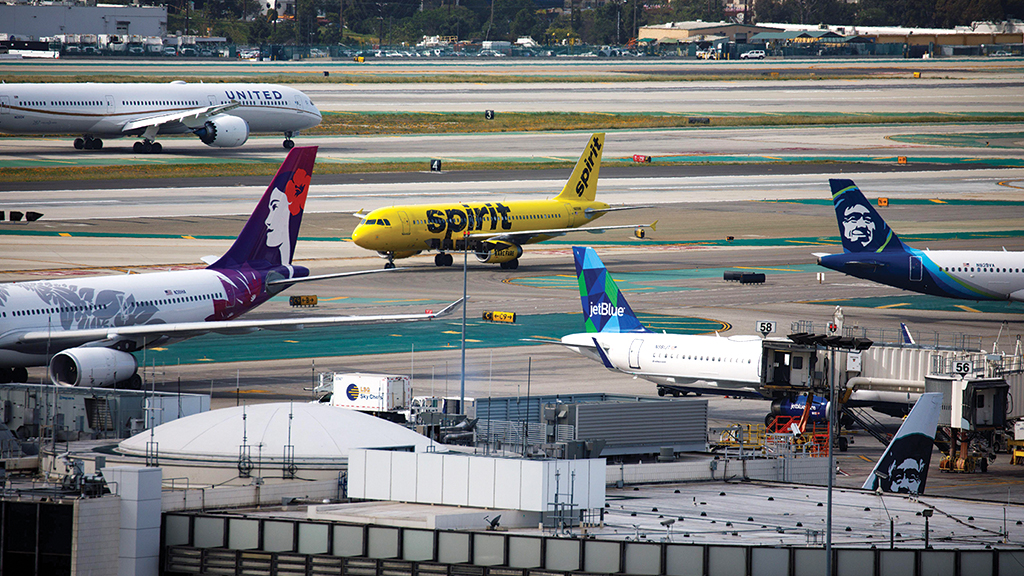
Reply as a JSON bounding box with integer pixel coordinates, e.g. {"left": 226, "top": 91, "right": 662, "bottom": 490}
{"left": 352, "top": 198, "right": 610, "bottom": 255}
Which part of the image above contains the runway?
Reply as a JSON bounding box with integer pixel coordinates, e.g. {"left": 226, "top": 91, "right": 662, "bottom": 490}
{"left": 4, "top": 71, "right": 1024, "bottom": 498}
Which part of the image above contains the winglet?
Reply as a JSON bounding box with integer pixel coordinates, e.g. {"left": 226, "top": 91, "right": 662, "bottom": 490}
{"left": 433, "top": 297, "right": 467, "bottom": 318}
{"left": 900, "top": 323, "right": 916, "bottom": 345}
{"left": 592, "top": 337, "right": 616, "bottom": 369}
{"left": 862, "top": 392, "right": 942, "bottom": 494}
{"left": 650, "top": 220, "right": 658, "bottom": 232}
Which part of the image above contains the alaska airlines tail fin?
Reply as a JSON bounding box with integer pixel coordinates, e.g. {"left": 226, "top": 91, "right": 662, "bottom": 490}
{"left": 862, "top": 392, "right": 942, "bottom": 495}
{"left": 554, "top": 133, "right": 605, "bottom": 203}
{"left": 210, "top": 147, "right": 317, "bottom": 270}
{"left": 830, "top": 179, "right": 906, "bottom": 254}
{"left": 573, "top": 246, "right": 649, "bottom": 334}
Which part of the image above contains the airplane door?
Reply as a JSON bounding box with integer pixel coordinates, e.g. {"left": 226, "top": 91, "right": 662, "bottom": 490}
{"left": 909, "top": 256, "right": 923, "bottom": 281}
{"left": 564, "top": 204, "right": 576, "bottom": 228}
{"left": 208, "top": 95, "right": 218, "bottom": 106}
{"left": 105, "top": 95, "right": 114, "bottom": 114}
{"left": 628, "top": 339, "right": 643, "bottom": 369}
{"left": 0, "top": 96, "right": 9, "bottom": 115}
{"left": 397, "top": 210, "right": 411, "bottom": 235}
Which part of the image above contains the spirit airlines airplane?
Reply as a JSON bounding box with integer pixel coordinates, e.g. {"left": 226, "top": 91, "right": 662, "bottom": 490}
{"left": 0, "top": 146, "right": 461, "bottom": 387}
{"left": 552, "top": 246, "right": 919, "bottom": 417}
{"left": 351, "top": 133, "right": 655, "bottom": 269}
{"left": 0, "top": 82, "right": 321, "bottom": 153}
{"left": 816, "top": 179, "right": 1024, "bottom": 301}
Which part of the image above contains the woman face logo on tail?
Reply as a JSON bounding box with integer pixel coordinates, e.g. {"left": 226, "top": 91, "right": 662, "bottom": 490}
{"left": 265, "top": 188, "right": 291, "bottom": 265}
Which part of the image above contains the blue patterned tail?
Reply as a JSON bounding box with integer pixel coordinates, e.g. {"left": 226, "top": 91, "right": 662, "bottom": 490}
{"left": 573, "top": 246, "right": 649, "bottom": 334}
{"left": 830, "top": 179, "right": 906, "bottom": 254}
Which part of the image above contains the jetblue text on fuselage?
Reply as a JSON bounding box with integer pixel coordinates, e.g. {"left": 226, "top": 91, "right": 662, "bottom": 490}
{"left": 224, "top": 89, "right": 284, "bottom": 101}
{"left": 591, "top": 302, "right": 625, "bottom": 317}
{"left": 575, "top": 136, "right": 603, "bottom": 197}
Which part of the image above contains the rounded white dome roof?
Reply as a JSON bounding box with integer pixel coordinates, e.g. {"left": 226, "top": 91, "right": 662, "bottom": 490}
{"left": 118, "top": 403, "right": 434, "bottom": 463}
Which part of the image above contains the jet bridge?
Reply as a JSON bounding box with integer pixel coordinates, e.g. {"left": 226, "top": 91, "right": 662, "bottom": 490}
{"left": 759, "top": 334, "right": 976, "bottom": 418}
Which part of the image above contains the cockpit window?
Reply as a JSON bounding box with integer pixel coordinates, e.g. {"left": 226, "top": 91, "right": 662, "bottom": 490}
{"left": 380, "top": 219, "right": 391, "bottom": 226}
{"left": 364, "top": 219, "right": 377, "bottom": 225}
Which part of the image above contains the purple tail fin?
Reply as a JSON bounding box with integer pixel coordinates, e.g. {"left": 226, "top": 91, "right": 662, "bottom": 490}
{"left": 209, "top": 147, "right": 317, "bottom": 270}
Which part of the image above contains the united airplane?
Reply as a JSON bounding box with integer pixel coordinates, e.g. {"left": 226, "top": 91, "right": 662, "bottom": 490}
{"left": 0, "top": 81, "right": 321, "bottom": 153}
{"left": 350, "top": 133, "right": 655, "bottom": 269}
{"left": 816, "top": 179, "right": 1024, "bottom": 301}
{"left": 0, "top": 146, "right": 461, "bottom": 387}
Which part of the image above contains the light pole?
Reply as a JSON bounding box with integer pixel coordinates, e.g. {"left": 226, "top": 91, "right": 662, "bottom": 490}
{"left": 923, "top": 508, "right": 933, "bottom": 548}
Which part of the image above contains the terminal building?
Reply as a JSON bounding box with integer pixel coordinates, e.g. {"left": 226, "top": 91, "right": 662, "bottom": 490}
{"left": 1, "top": 319, "right": 1023, "bottom": 575}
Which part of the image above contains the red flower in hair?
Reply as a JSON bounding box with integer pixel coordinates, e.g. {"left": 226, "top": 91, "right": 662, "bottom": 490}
{"left": 287, "top": 169, "right": 310, "bottom": 216}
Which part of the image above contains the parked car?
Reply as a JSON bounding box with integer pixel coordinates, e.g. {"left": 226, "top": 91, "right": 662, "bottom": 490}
{"left": 991, "top": 50, "right": 1012, "bottom": 56}
{"left": 740, "top": 49, "right": 766, "bottom": 60}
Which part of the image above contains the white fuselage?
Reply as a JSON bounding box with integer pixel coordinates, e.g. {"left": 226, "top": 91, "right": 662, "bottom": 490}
{"left": 0, "top": 270, "right": 229, "bottom": 367}
{"left": 561, "top": 332, "right": 764, "bottom": 395}
{"left": 0, "top": 82, "right": 321, "bottom": 137}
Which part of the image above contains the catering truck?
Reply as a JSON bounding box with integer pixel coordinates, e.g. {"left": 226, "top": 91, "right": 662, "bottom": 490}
{"left": 316, "top": 373, "right": 411, "bottom": 421}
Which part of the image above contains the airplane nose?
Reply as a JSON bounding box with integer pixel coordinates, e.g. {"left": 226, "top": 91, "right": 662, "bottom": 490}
{"left": 351, "top": 225, "right": 371, "bottom": 247}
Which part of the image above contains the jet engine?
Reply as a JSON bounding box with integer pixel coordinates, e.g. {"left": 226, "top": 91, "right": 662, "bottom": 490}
{"left": 194, "top": 115, "right": 249, "bottom": 147}
{"left": 475, "top": 241, "right": 523, "bottom": 264}
{"left": 49, "top": 347, "right": 139, "bottom": 388}
{"left": 634, "top": 227, "right": 646, "bottom": 239}
{"left": 770, "top": 395, "right": 828, "bottom": 422}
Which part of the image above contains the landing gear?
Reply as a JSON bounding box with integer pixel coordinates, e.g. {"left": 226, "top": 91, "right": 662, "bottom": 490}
{"left": 74, "top": 136, "right": 104, "bottom": 150}
{"left": 435, "top": 253, "right": 454, "bottom": 267}
{"left": 133, "top": 141, "right": 162, "bottom": 154}
{"left": 499, "top": 258, "right": 520, "bottom": 270}
{"left": 384, "top": 262, "right": 396, "bottom": 269}
{"left": 283, "top": 131, "right": 295, "bottom": 149}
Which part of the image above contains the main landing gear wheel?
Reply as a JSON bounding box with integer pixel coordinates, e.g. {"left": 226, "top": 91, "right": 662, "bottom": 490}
{"left": 499, "top": 258, "right": 519, "bottom": 270}
{"left": 74, "top": 138, "right": 85, "bottom": 150}
{"left": 384, "top": 262, "right": 396, "bottom": 269}
{"left": 133, "top": 141, "right": 162, "bottom": 154}
{"left": 435, "top": 253, "right": 454, "bottom": 267}
{"left": 283, "top": 139, "right": 295, "bottom": 149}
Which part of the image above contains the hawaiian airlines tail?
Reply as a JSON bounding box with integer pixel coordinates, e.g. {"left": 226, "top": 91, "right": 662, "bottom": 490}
{"left": 830, "top": 179, "right": 907, "bottom": 254}
{"left": 554, "top": 133, "right": 605, "bottom": 202}
{"left": 210, "top": 146, "right": 316, "bottom": 270}
{"left": 862, "top": 392, "right": 942, "bottom": 494}
{"left": 573, "top": 246, "right": 649, "bottom": 334}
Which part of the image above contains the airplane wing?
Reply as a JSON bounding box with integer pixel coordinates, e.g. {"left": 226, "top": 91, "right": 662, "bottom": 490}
{"left": 267, "top": 267, "right": 403, "bottom": 287}
{"left": 120, "top": 101, "right": 241, "bottom": 133}
{"left": 14, "top": 298, "right": 465, "bottom": 344}
{"left": 520, "top": 337, "right": 597, "bottom": 348}
{"left": 584, "top": 205, "right": 653, "bottom": 217}
{"left": 470, "top": 221, "right": 657, "bottom": 245}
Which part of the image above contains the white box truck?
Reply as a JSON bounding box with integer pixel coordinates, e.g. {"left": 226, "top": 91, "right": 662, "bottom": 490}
{"left": 316, "top": 373, "right": 411, "bottom": 416}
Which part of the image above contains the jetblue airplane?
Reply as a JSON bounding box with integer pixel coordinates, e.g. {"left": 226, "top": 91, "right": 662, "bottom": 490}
{"left": 0, "top": 146, "right": 460, "bottom": 387}
{"left": 863, "top": 392, "right": 942, "bottom": 495}
{"left": 0, "top": 82, "right": 322, "bottom": 152}
{"left": 816, "top": 179, "right": 1024, "bottom": 302}
{"left": 552, "top": 246, "right": 919, "bottom": 417}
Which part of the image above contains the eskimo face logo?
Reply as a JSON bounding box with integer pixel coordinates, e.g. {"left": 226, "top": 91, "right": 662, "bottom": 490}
{"left": 886, "top": 457, "right": 925, "bottom": 493}
{"left": 591, "top": 302, "right": 624, "bottom": 317}
{"left": 842, "top": 203, "right": 876, "bottom": 248}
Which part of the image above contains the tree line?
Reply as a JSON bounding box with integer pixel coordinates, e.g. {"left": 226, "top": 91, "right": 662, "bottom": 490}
{"left": 160, "top": 0, "right": 1022, "bottom": 46}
